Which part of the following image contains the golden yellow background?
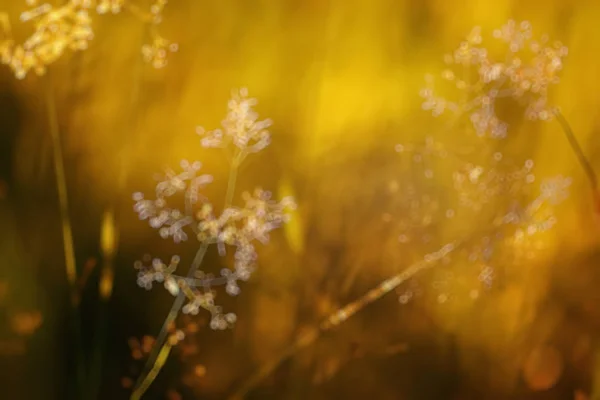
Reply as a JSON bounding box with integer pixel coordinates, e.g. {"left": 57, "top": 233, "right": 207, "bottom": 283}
{"left": 1, "top": 0, "right": 600, "bottom": 399}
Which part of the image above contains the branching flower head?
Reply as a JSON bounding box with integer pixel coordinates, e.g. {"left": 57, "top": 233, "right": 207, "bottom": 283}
{"left": 133, "top": 89, "right": 295, "bottom": 330}
{"left": 0, "top": 0, "right": 176, "bottom": 78}
{"left": 393, "top": 137, "right": 572, "bottom": 303}
{"left": 392, "top": 37, "right": 574, "bottom": 300}
{"left": 141, "top": 33, "right": 178, "bottom": 69}
{"left": 133, "top": 160, "right": 214, "bottom": 243}
{"left": 196, "top": 88, "right": 272, "bottom": 154}
{"left": 2, "top": 1, "right": 94, "bottom": 78}
{"left": 421, "top": 20, "right": 568, "bottom": 138}
{"left": 96, "top": 0, "right": 177, "bottom": 69}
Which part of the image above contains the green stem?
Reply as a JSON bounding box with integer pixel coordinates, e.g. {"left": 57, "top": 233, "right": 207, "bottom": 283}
{"left": 46, "top": 70, "right": 77, "bottom": 295}
{"left": 131, "top": 137, "right": 245, "bottom": 399}
{"left": 130, "top": 343, "right": 173, "bottom": 400}
{"left": 45, "top": 71, "right": 86, "bottom": 400}
{"left": 225, "top": 152, "right": 243, "bottom": 208}
{"left": 130, "top": 243, "right": 209, "bottom": 400}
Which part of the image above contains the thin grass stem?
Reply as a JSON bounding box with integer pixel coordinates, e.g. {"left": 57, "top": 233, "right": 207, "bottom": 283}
{"left": 131, "top": 143, "right": 245, "bottom": 399}
{"left": 45, "top": 70, "right": 86, "bottom": 399}
{"left": 130, "top": 242, "right": 209, "bottom": 400}
{"left": 87, "top": 24, "right": 148, "bottom": 400}
{"left": 225, "top": 152, "right": 243, "bottom": 208}
{"left": 554, "top": 110, "right": 598, "bottom": 192}
{"left": 228, "top": 241, "right": 458, "bottom": 400}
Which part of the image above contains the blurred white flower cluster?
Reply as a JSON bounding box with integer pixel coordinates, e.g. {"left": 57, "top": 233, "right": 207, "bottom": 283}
{"left": 133, "top": 89, "right": 296, "bottom": 330}
{"left": 197, "top": 88, "right": 273, "bottom": 154}
{"left": 420, "top": 20, "right": 568, "bottom": 138}
{"left": 392, "top": 23, "right": 574, "bottom": 301}
{"left": 0, "top": 0, "right": 175, "bottom": 78}
{"left": 393, "top": 135, "right": 572, "bottom": 302}
{"left": 499, "top": 175, "right": 571, "bottom": 242}
{"left": 1, "top": 0, "right": 93, "bottom": 78}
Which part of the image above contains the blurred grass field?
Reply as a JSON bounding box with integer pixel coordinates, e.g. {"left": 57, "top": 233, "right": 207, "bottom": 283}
{"left": 1, "top": 0, "right": 600, "bottom": 399}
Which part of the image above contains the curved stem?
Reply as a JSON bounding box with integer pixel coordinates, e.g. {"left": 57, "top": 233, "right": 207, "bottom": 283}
{"left": 130, "top": 242, "right": 209, "bottom": 400}
{"left": 130, "top": 342, "right": 174, "bottom": 400}
{"left": 554, "top": 109, "right": 598, "bottom": 192}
